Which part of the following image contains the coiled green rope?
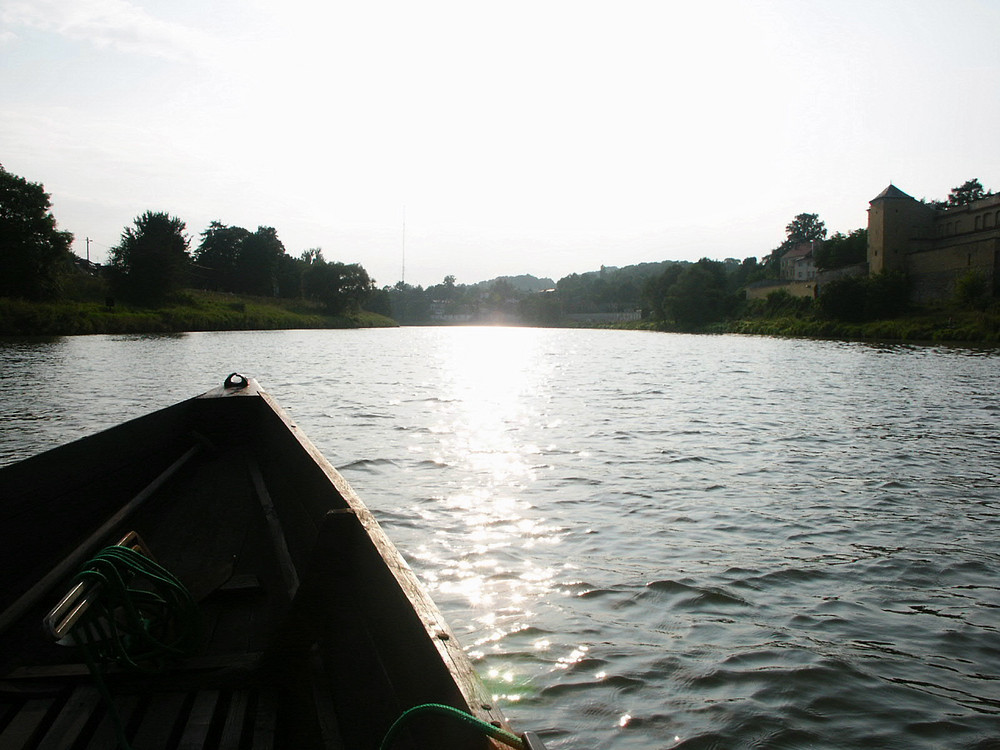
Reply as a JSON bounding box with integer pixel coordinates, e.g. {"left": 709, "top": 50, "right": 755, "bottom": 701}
{"left": 379, "top": 703, "right": 526, "bottom": 750}
{"left": 70, "top": 545, "right": 201, "bottom": 672}
{"left": 69, "top": 544, "right": 201, "bottom": 749}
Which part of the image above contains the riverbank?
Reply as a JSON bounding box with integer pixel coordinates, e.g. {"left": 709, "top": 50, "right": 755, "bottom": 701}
{"left": 610, "top": 308, "right": 1000, "bottom": 344}
{"left": 0, "top": 289, "right": 397, "bottom": 336}
{"left": 5, "top": 291, "right": 997, "bottom": 345}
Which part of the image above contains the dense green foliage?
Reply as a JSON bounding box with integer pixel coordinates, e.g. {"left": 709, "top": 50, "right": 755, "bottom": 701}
{"left": 301, "top": 252, "right": 374, "bottom": 314}
{"left": 643, "top": 258, "right": 757, "bottom": 329}
{"left": 194, "top": 222, "right": 288, "bottom": 297}
{"left": 193, "top": 222, "right": 250, "bottom": 292}
{"left": 817, "top": 272, "right": 909, "bottom": 322}
{"left": 926, "top": 178, "right": 995, "bottom": 209}
{"left": 785, "top": 212, "right": 827, "bottom": 244}
{"left": 237, "top": 226, "right": 285, "bottom": 296}
{"left": 556, "top": 264, "right": 662, "bottom": 314}
{"left": 954, "top": 270, "right": 991, "bottom": 311}
{"left": 946, "top": 178, "right": 992, "bottom": 207}
{"left": 0, "top": 165, "right": 74, "bottom": 300}
{"left": 108, "top": 211, "right": 190, "bottom": 304}
{"left": 814, "top": 228, "right": 867, "bottom": 270}
{"left": 726, "top": 308, "right": 1000, "bottom": 343}
{"left": 194, "top": 225, "right": 375, "bottom": 311}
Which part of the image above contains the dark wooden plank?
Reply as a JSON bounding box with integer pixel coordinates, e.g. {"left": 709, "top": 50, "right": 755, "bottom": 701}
{"left": 83, "top": 693, "right": 139, "bottom": 750}
{"left": 218, "top": 690, "right": 249, "bottom": 750}
{"left": 6, "top": 653, "right": 262, "bottom": 681}
{"left": 219, "top": 574, "right": 260, "bottom": 593}
{"left": 129, "top": 692, "right": 188, "bottom": 750}
{"left": 36, "top": 685, "right": 102, "bottom": 750}
{"left": 308, "top": 649, "right": 347, "bottom": 750}
{"left": 249, "top": 461, "right": 300, "bottom": 601}
{"left": 0, "top": 697, "right": 57, "bottom": 749}
{"left": 177, "top": 690, "right": 219, "bottom": 750}
{"left": 250, "top": 690, "right": 277, "bottom": 750}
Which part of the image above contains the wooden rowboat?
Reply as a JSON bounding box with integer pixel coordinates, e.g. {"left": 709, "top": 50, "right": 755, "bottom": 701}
{"left": 0, "top": 375, "right": 546, "bottom": 750}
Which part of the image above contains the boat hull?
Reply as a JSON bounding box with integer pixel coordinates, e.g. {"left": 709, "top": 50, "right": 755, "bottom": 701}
{"left": 0, "top": 377, "right": 509, "bottom": 749}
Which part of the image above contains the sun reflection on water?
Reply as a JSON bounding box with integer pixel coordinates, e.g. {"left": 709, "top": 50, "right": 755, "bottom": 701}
{"left": 406, "top": 328, "right": 576, "bottom": 705}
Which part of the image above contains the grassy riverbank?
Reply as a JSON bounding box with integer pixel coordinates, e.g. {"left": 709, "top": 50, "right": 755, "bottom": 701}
{"left": 0, "top": 289, "right": 397, "bottom": 336}
{"left": 720, "top": 310, "right": 1000, "bottom": 343}
{"left": 615, "top": 308, "right": 1000, "bottom": 344}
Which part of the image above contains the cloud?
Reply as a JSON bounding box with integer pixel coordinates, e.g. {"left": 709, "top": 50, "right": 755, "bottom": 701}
{"left": 0, "top": 0, "right": 216, "bottom": 62}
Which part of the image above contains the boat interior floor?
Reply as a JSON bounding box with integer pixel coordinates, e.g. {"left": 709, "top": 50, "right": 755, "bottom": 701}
{"left": 0, "top": 449, "right": 352, "bottom": 750}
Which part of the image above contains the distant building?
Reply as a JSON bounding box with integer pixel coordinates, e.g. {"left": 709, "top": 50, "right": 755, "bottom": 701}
{"left": 780, "top": 241, "right": 818, "bottom": 282}
{"left": 744, "top": 241, "right": 819, "bottom": 301}
{"left": 868, "top": 184, "right": 1000, "bottom": 302}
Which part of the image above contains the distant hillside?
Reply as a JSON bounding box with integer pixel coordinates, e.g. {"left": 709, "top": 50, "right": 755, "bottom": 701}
{"left": 472, "top": 262, "right": 684, "bottom": 292}
{"left": 572, "top": 260, "right": 686, "bottom": 282}
{"left": 473, "top": 274, "right": 556, "bottom": 292}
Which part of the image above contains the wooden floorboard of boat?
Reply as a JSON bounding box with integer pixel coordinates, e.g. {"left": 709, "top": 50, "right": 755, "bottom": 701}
{"left": 0, "top": 696, "right": 57, "bottom": 749}
{"left": 0, "top": 685, "right": 282, "bottom": 750}
{"left": 131, "top": 690, "right": 187, "bottom": 750}
{"left": 176, "top": 689, "right": 219, "bottom": 749}
{"left": 34, "top": 686, "right": 101, "bottom": 750}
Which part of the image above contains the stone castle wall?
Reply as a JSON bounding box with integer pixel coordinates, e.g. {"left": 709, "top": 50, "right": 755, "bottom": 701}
{"left": 868, "top": 187, "right": 1000, "bottom": 302}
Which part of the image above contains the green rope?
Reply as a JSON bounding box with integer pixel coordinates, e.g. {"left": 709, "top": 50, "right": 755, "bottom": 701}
{"left": 379, "top": 703, "right": 526, "bottom": 750}
{"left": 69, "top": 545, "right": 201, "bottom": 672}
{"left": 67, "top": 544, "right": 201, "bottom": 750}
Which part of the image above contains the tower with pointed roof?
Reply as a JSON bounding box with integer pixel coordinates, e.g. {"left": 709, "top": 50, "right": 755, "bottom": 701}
{"left": 867, "top": 184, "right": 936, "bottom": 274}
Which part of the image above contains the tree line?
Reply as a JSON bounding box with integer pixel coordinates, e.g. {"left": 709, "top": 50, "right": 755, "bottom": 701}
{"left": 109, "top": 212, "right": 377, "bottom": 314}
{"left": 0, "top": 165, "right": 377, "bottom": 315}
{"left": 3, "top": 163, "right": 992, "bottom": 328}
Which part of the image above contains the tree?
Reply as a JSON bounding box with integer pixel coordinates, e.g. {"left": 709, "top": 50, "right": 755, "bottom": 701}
{"left": 235, "top": 226, "right": 285, "bottom": 296}
{"left": 519, "top": 290, "right": 561, "bottom": 325}
{"left": 276, "top": 252, "right": 307, "bottom": 299}
{"left": 814, "top": 228, "right": 868, "bottom": 271}
{"left": 662, "top": 258, "right": 732, "bottom": 328}
{"left": 303, "top": 258, "right": 374, "bottom": 314}
{"left": 641, "top": 259, "right": 734, "bottom": 328}
{"left": 947, "top": 178, "right": 991, "bottom": 207}
{"left": 300, "top": 248, "right": 325, "bottom": 265}
{"left": 642, "top": 264, "right": 683, "bottom": 319}
{"left": 785, "top": 213, "right": 827, "bottom": 244}
{"left": 387, "top": 282, "right": 431, "bottom": 323}
{"left": 818, "top": 272, "right": 908, "bottom": 322}
{"left": 108, "top": 211, "right": 190, "bottom": 303}
{"left": 0, "top": 165, "right": 74, "bottom": 300}
{"left": 954, "top": 270, "right": 989, "bottom": 311}
{"left": 366, "top": 286, "right": 392, "bottom": 317}
{"left": 193, "top": 222, "right": 250, "bottom": 292}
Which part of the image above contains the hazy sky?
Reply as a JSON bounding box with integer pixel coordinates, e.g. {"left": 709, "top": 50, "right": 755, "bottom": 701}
{"left": 2, "top": 0, "right": 999, "bottom": 288}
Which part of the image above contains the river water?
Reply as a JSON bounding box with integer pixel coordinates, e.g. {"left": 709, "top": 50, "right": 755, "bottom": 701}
{"left": 1, "top": 328, "right": 999, "bottom": 749}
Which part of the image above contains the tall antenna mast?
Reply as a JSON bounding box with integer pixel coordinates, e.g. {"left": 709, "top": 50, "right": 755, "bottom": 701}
{"left": 401, "top": 205, "right": 406, "bottom": 285}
